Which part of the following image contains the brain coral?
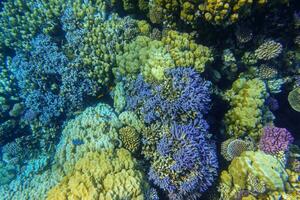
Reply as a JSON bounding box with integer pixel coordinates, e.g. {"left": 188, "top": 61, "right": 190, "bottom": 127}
{"left": 47, "top": 148, "right": 150, "bottom": 200}
{"left": 219, "top": 151, "right": 290, "bottom": 200}
{"left": 119, "top": 126, "right": 141, "bottom": 153}
{"left": 254, "top": 40, "right": 283, "bottom": 60}
{"left": 54, "top": 102, "right": 121, "bottom": 174}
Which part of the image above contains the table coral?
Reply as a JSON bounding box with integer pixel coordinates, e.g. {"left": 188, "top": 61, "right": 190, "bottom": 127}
{"left": 223, "top": 78, "right": 268, "bottom": 139}
{"left": 54, "top": 102, "right": 121, "bottom": 174}
{"left": 47, "top": 149, "right": 150, "bottom": 200}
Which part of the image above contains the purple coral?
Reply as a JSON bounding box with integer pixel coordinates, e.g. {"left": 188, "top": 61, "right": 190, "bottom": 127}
{"left": 259, "top": 126, "right": 294, "bottom": 154}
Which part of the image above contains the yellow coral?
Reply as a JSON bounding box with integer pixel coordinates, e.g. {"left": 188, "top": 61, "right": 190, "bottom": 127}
{"left": 219, "top": 151, "right": 290, "bottom": 200}
{"left": 47, "top": 149, "right": 149, "bottom": 200}
{"left": 162, "top": 30, "right": 214, "bottom": 73}
{"left": 224, "top": 78, "right": 267, "bottom": 139}
{"left": 54, "top": 103, "right": 120, "bottom": 174}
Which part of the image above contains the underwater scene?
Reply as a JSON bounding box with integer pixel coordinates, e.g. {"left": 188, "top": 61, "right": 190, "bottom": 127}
{"left": 0, "top": 0, "right": 300, "bottom": 199}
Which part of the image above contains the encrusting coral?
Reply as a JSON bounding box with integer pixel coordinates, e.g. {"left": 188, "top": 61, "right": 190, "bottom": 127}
{"left": 218, "top": 151, "right": 293, "bottom": 200}
{"left": 47, "top": 148, "right": 150, "bottom": 200}
{"left": 254, "top": 40, "right": 283, "bottom": 61}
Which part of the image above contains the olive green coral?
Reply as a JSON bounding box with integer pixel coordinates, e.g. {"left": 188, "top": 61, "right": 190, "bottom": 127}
{"left": 223, "top": 78, "right": 267, "bottom": 139}
{"left": 47, "top": 149, "right": 150, "bottom": 200}
{"left": 288, "top": 87, "right": 300, "bottom": 112}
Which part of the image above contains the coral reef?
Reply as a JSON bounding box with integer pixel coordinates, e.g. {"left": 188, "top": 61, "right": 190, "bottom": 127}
{"left": 223, "top": 78, "right": 268, "bottom": 139}
{"left": 221, "top": 138, "right": 254, "bottom": 161}
{"left": 54, "top": 102, "right": 120, "bottom": 174}
{"left": 219, "top": 151, "right": 291, "bottom": 200}
{"left": 10, "top": 34, "right": 96, "bottom": 125}
{"left": 145, "top": 122, "right": 218, "bottom": 199}
{"left": 288, "top": 87, "right": 300, "bottom": 112}
{"left": 47, "top": 149, "right": 150, "bottom": 200}
{"left": 126, "top": 67, "right": 211, "bottom": 125}
{"left": 254, "top": 40, "right": 283, "bottom": 61}
{"left": 259, "top": 126, "right": 294, "bottom": 155}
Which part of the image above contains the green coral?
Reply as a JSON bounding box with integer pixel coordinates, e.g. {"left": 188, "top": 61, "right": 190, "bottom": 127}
{"left": 0, "top": 161, "right": 17, "bottom": 185}
{"left": 54, "top": 103, "right": 121, "bottom": 174}
{"left": 219, "top": 151, "right": 290, "bottom": 200}
{"left": 115, "top": 30, "right": 213, "bottom": 82}
{"left": 288, "top": 87, "right": 300, "bottom": 112}
{"left": 161, "top": 30, "right": 214, "bottom": 73}
{"left": 221, "top": 138, "right": 254, "bottom": 161}
{"left": 223, "top": 78, "right": 267, "bottom": 139}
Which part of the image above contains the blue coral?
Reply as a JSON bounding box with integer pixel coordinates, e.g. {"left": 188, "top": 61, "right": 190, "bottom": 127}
{"left": 148, "top": 123, "right": 218, "bottom": 199}
{"left": 126, "top": 67, "right": 211, "bottom": 125}
{"left": 10, "top": 34, "right": 96, "bottom": 125}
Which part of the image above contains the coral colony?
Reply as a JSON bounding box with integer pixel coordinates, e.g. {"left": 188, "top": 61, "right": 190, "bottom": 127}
{"left": 0, "top": 0, "right": 299, "bottom": 200}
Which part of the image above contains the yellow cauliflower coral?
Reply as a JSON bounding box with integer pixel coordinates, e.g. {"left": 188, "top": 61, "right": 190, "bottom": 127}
{"left": 162, "top": 30, "right": 214, "bottom": 73}
{"left": 47, "top": 149, "right": 150, "bottom": 200}
{"left": 224, "top": 78, "right": 267, "bottom": 139}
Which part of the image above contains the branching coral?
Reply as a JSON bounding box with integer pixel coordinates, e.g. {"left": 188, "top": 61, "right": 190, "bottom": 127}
{"left": 10, "top": 34, "right": 96, "bottom": 125}
{"left": 47, "top": 149, "right": 150, "bottom": 200}
{"left": 54, "top": 102, "right": 121, "bottom": 174}
{"left": 145, "top": 122, "right": 218, "bottom": 199}
{"left": 119, "top": 126, "right": 141, "bottom": 153}
{"left": 223, "top": 78, "right": 268, "bottom": 139}
{"left": 259, "top": 126, "right": 294, "bottom": 155}
{"left": 126, "top": 67, "right": 211, "bottom": 125}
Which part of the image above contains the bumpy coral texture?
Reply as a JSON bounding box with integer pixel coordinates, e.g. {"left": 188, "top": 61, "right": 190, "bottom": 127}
{"left": 54, "top": 102, "right": 121, "bottom": 174}
{"left": 219, "top": 151, "right": 290, "bottom": 200}
{"left": 146, "top": 123, "right": 218, "bottom": 200}
{"left": 126, "top": 67, "right": 211, "bottom": 125}
{"left": 224, "top": 78, "right": 267, "bottom": 139}
{"left": 47, "top": 149, "right": 150, "bottom": 200}
{"left": 259, "top": 126, "right": 294, "bottom": 155}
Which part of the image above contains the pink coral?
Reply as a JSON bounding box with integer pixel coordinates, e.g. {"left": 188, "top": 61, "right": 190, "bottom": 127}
{"left": 259, "top": 126, "right": 294, "bottom": 155}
